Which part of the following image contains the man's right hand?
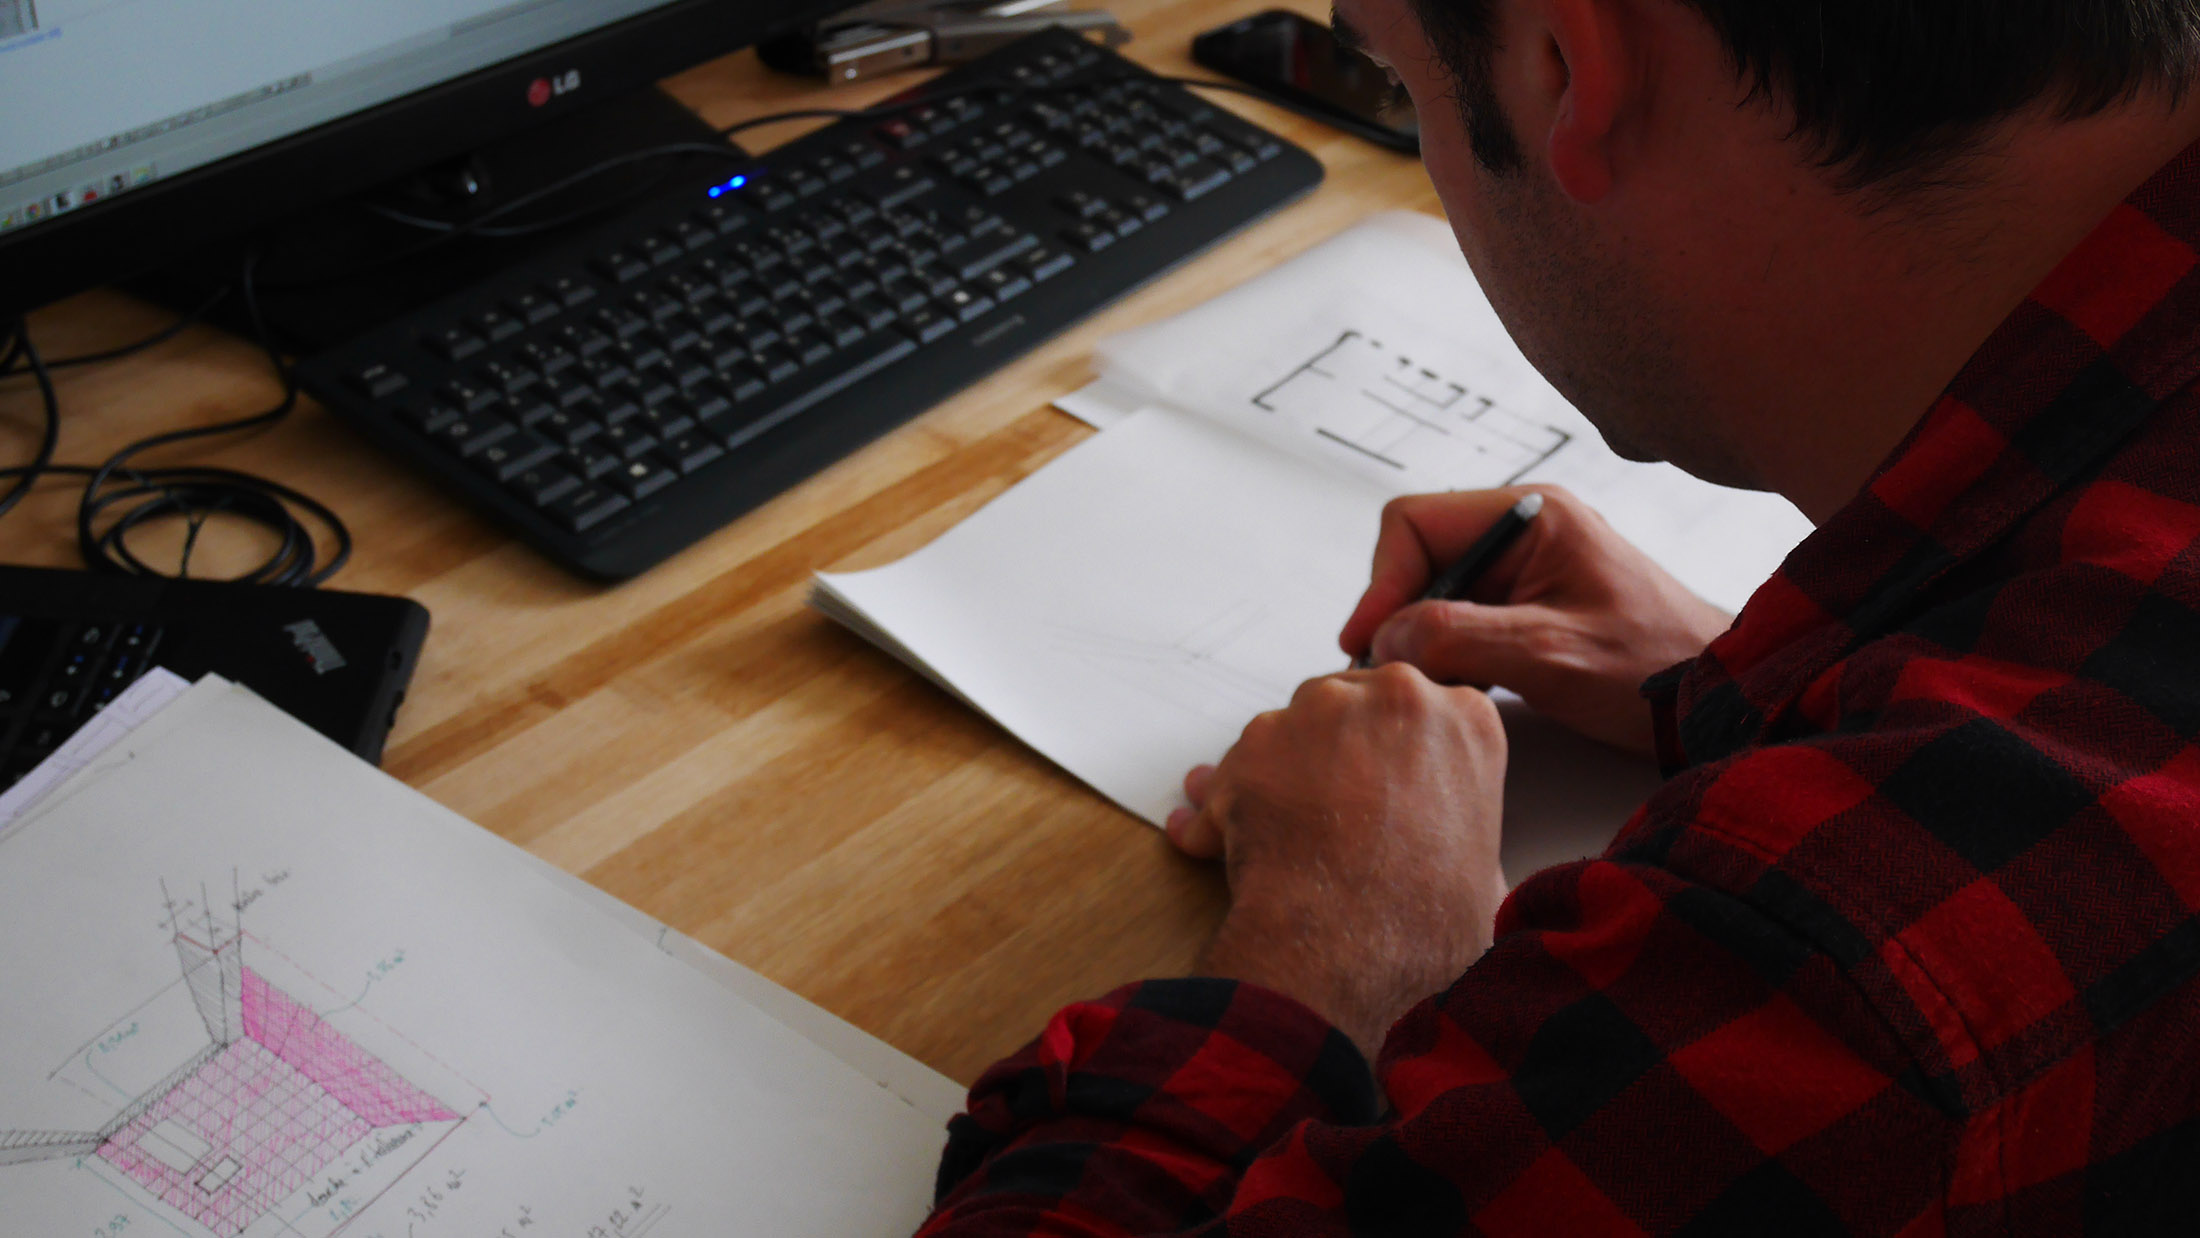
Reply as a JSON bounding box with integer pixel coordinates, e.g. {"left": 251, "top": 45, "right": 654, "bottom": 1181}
{"left": 1339, "top": 486, "right": 1735, "bottom": 755}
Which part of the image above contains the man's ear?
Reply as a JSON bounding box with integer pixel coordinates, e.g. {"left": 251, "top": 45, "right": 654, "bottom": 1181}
{"left": 1537, "top": 0, "right": 1626, "bottom": 203}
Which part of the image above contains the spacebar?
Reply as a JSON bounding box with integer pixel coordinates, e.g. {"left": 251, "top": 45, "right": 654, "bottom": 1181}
{"left": 718, "top": 333, "right": 921, "bottom": 452}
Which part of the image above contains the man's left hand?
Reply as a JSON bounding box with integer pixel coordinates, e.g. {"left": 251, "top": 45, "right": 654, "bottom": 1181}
{"left": 1166, "top": 664, "right": 1510, "bottom": 1060}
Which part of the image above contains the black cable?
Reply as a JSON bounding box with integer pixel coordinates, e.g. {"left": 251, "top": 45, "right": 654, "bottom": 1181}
{"left": 0, "top": 319, "right": 61, "bottom": 523}
{"left": 0, "top": 286, "right": 233, "bottom": 381}
{"left": 0, "top": 257, "right": 351, "bottom": 585}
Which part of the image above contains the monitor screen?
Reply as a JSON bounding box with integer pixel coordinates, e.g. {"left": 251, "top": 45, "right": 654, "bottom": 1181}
{"left": 0, "top": 0, "right": 728, "bottom": 239}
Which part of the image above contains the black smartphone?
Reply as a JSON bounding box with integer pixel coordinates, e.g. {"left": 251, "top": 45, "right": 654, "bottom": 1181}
{"left": 1191, "top": 9, "right": 1419, "bottom": 154}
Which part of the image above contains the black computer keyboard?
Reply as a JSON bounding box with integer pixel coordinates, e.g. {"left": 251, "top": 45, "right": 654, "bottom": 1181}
{"left": 297, "top": 30, "right": 1324, "bottom": 579}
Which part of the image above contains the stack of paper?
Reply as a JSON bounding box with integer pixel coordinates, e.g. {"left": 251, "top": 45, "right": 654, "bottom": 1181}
{"left": 814, "top": 212, "right": 1814, "bottom": 875}
{"left": 1, "top": 677, "right": 959, "bottom": 1237}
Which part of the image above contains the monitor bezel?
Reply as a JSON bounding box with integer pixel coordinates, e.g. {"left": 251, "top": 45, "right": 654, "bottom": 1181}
{"left": 0, "top": 0, "right": 856, "bottom": 319}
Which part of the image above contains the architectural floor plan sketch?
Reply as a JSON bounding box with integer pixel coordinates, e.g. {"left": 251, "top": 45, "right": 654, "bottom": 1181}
{"left": 1253, "top": 330, "right": 1571, "bottom": 487}
{"left": 1049, "top": 598, "right": 1298, "bottom": 727}
{"left": 4, "top": 887, "right": 479, "bottom": 1238}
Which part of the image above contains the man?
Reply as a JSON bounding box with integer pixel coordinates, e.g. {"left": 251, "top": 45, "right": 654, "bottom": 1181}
{"left": 923, "top": 0, "right": 2200, "bottom": 1231}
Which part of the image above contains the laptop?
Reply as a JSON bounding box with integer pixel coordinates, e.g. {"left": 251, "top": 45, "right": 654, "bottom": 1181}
{"left": 0, "top": 565, "right": 429, "bottom": 786}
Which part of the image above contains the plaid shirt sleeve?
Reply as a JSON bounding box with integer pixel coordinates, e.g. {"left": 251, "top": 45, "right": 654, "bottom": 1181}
{"left": 922, "top": 142, "right": 2200, "bottom": 1235}
{"left": 920, "top": 816, "right": 1957, "bottom": 1237}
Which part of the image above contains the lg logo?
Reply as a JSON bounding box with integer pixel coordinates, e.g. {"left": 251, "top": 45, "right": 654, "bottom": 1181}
{"left": 526, "top": 69, "right": 582, "bottom": 107}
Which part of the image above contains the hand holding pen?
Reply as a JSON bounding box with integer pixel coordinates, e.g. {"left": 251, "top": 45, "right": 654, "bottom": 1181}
{"left": 1338, "top": 487, "right": 1734, "bottom": 754}
{"left": 1350, "top": 493, "right": 1543, "bottom": 669}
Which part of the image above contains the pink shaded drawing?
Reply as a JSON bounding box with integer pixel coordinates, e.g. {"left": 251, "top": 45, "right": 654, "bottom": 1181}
{"left": 98, "top": 1035, "right": 372, "bottom": 1235}
{"left": 240, "top": 969, "right": 458, "bottom": 1128}
{"left": 89, "top": 961, "right": 462, "bottom": 1235}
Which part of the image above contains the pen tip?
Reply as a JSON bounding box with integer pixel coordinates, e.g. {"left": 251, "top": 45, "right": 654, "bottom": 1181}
{"left": 1517, "top": 492, "right": 1545, "bottom": 518}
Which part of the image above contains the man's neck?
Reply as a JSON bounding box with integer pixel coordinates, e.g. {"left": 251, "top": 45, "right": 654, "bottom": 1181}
{"left": 1706, "top": 95, "right": 2200, "bottom": 523}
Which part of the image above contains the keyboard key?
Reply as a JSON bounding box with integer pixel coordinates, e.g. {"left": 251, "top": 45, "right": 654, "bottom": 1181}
{"left": 608, "top": 455, "right": 678, "bottom": 500}
{"left": 852, "top": 296, "right": 899, "bottom": 330}
{"left": 421, "top": 326, "right": 486, "bottom": 362}
{"left": 1063, "top": 221, "right": 1114, "bottom": 252}
{"left": 977, "top": 267, "right": 1031, "bottom": 301}
{"left": 598, "top": 421, "right": 658, "bottom": 459}
{"left": 592, "top": 248, "right": 651, "bottom": 283}
{"left": 1056, "top": 190, "right": 1108, "bottom": 222}
{"left": 633, "top": 401, "right": 696, "bottom": 439}
{"left": 477, "top": 359, "right": 535, "bottom": 392}
{"left": 440, "top": 379, "right": 501, "bottom": 412}
{"left": 534, "top": 372, "right": 593, "bottom": 409}
{"left": 472, "top": 432, "right": 558, "bottom": 481}
{"left": 762, "top": 223, "right": 816, "bottom": 258}
{"left": 349, "top": 363, "right": 409, "bottom": 400}
{"left": 400, "top": 403, "right": 462, "bottom": 434}
{"left": 941, "top": 287, "right": 994, "bottom": 322}
{"left": 435, "top": 414, "right": 517, "bottom": 458}
{"left": 566, "top": 441, "right": 620, "bottom": 480}
{"left": 533, "top": 407, "right": 598, "bottom": 447}
{"left": 515, "top": 341, "right": 572, "bottom": 375}
{"left": 508, "top": 290, "right": 560, "bottom": 323}
{"left": 875, "top": 118, "right": 925, "bottom": 150}
{"left": 838, "top": 137, "right": 886, "bottom": 170}
{"left": 592, "top": 306, "right": 649, "bottom": 340}
{"left": 825, "top": 314, "right": 867, "bottom": 347}
{"left": 1123, "top": 192, "right": 1170, "bottom": 222}
{"left": 546, "top": 483, "right": 629, "bottom": 532}
{"left": 957, "top": 230, "right": 1038, "bottom": 280}
{"left": 671, "top": 219, "right": 717, "bottom": 251}
{"left": 1166, "top": 161, "right": 1233, "bottom": 201}
{"left": 882, "top": 279, "right": 930, "bottom": 313}
{"left": 508, "top": 396, "right": 556, "bottom": 428}
{"left": 697, "top": 202, "right": 750, "bottom": 234}
{"left": 547, "top": 275, "right": 597, "bottom": 306}
{"left": 506, "top": 463, "right": 582, "bottom": 508}
{"left": 899, "top": 306, "right": 955, "bottom": 342}
{"left": 660, "top": 433, "right": 725, "bottom": 474}
{"left": 1018, "top": 245, "right": 1074, "bottom": 282}
{"left": 869, "top": 165, "right": 936, "bottom": 209}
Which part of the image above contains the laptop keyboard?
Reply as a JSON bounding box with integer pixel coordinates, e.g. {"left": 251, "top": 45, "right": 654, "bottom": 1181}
{"left": 0, "top": 614, "right": 168, "bottom": 786}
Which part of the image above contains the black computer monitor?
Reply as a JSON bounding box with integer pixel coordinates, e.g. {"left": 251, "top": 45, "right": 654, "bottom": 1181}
{"left": 0, "top": 0, "right": 862, "bottom": 319}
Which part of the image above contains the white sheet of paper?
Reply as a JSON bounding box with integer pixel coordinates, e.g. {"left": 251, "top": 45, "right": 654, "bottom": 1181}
{"left": 0, "top": 680, "right": 948, "bottom": 1238}
{"left": 0, "top": 665, "right": 190, "bottom": 836}
{"left": 825, "top": 407, "right": 1374, "bottom": 828}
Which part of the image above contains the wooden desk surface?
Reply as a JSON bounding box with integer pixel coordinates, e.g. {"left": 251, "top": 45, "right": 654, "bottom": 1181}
{"left": 2, "top": 0, "right": 1440, "bottom": 1084}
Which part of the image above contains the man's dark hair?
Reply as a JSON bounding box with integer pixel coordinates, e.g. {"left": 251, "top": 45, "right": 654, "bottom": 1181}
{"left": 1407, "top": 0, "right": 2200, "bottom": 188}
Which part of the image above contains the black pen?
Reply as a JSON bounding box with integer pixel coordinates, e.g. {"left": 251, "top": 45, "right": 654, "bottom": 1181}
{"left": 1353, "top": 492, "right": 1544, "bottom": 669}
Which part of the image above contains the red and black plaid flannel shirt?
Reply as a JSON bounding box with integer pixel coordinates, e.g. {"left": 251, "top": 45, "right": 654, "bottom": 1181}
{"left": 919, "top": 142, "right": 2200, "bottom": 1235}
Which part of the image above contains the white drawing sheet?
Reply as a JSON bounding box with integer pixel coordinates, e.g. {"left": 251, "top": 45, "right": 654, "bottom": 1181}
{"left": 820, "top": 211, "right": 1815, "bottom": 870}
{"left": 0, "top": 679, "right": 949, "bottom": 1238}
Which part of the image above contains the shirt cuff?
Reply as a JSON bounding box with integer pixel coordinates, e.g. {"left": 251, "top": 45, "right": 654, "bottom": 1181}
{"left": 937, "top": 977, "right": 1381, "bottom": 1203}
